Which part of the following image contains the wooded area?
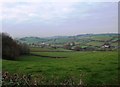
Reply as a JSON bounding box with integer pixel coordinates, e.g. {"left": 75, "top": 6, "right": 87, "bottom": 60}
{"left": 2, "top": 33, "right": 30, "bottom": 60}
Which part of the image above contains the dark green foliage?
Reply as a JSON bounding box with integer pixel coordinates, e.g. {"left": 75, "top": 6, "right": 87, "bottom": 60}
{"left": 73, "top": 46, "right": 81, "bottom": 51}
{"left": 19, "top": 43, "right": 30, "bottom": 55}
{"left": 2, "top": 33, "right": 30, "bottom": 60}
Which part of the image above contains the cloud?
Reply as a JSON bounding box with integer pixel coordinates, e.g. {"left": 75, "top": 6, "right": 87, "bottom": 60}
{"left": 1, "top": 0, "right": 81, "bottom": 23}
{"left": 2, "top": 0, "right": 118, "bottom": 23}
{"left": 1, "top": 1, "right": 117, "bottom": 37}
{"left": 1, "top": 0, "right": 118, "bottom": 24}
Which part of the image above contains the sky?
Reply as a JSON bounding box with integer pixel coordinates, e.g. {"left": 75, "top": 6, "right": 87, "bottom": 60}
{"left": 1, "top": 0, "right": 118, "bottom": 38}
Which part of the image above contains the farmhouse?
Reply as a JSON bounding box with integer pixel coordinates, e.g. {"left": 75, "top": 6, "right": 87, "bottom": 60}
{"left": 101, "top": 43, "right": 111, "bottom": 48}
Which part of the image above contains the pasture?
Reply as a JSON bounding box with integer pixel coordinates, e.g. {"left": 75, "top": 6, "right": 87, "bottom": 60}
{"left": 2, "top": 51, "right": 119, "bottom": 85}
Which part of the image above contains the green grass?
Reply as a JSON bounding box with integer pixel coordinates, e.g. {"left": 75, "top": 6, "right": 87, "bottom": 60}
{"left": 90, "top": 35, "right": 113, "bottom": 41}
{"left": 86, "top": 41, "right": 104, "bottom": 46}
{"left": 30, "top": 47, "right": 71, "bottom": 52}
{"left": 2, "top": 51, "right": 119, "bottom": 85}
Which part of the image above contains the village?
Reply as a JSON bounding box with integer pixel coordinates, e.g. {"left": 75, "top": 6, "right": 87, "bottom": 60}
{"left": 27, "top": 41, "right": 119, "bottom": 51}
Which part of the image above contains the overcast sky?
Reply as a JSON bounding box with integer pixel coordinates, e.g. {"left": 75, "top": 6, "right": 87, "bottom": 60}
{"left": 1, "top": 0, "right": 118, "bottom": 38}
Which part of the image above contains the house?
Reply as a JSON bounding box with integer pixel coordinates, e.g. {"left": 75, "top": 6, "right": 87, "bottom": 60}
{"left": 101, "top": 43, "right": 111, "bottom": 48}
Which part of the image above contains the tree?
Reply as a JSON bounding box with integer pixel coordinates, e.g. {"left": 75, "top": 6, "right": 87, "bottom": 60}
{"left": 73, "top": 46, "right": 80, "bottom": 51}
{"left": 2, "top": 33, "right": 30, "bottom": 60}
{"left": 19, "top": 43, "right": 30, "bottom": 55}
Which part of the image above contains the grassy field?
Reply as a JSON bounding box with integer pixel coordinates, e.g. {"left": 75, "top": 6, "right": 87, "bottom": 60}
{"left": 2, "top": 51, "right": 119, "bottom": 85}
{"left": 30, "top": 47, "right": 71, "bottom": 52}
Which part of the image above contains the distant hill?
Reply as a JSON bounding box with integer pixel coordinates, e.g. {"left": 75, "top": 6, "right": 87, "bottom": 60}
{"left": 18, "top": 37, "right": 48, "bottom": 43}
{"left": 17, "top": 33, "right": 119, "bottom": 47}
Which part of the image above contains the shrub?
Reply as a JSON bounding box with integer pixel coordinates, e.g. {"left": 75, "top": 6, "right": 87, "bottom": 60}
{"left": 2, "top": 33, "right": 30, "bottom": 60}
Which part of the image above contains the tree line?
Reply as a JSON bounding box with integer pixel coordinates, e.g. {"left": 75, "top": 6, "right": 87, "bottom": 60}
{"left": 2, "top": 33, "right": 30, "bottom": 60}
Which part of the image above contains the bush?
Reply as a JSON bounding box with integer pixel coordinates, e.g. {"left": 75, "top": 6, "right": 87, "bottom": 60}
{"left": 19, "top": 43, "right": 30, "bottom": 55}
{"left": 2, "top": 33, "right": 30, "bottom": 60}
{"left": 73, "top": 46, "right": 81, "bottom": 51}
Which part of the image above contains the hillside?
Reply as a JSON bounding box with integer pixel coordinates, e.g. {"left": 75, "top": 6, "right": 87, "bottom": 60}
{"left": 17, "top": 33, "right": 119, "bottom": 47}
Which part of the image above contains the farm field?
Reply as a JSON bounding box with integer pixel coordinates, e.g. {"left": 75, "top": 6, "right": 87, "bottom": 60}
{"left": 2, "top": 51, "right": 119, "bottom": 85}
{"left": 30, "top": 47, "right": 71, "bottom": 52}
